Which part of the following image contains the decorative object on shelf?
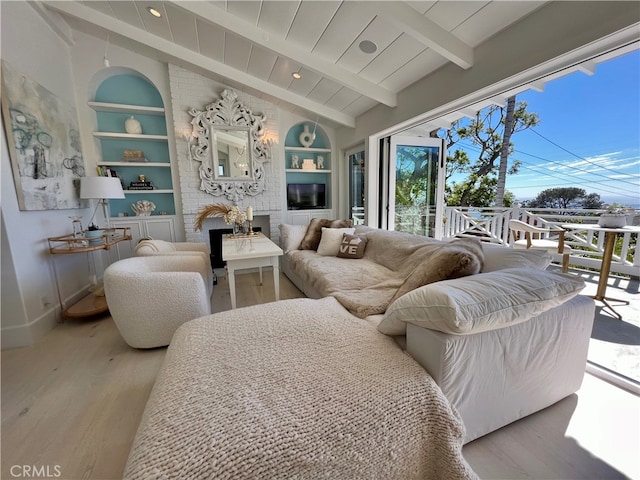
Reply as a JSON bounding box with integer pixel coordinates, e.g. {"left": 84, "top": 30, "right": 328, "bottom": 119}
{"left": 188, "top": 89, "right": 271, "bottom": 202}
{"left": 291, "top": 154, "right": 300, "bottom": 169}
{"left": 131, "top": 200, "right": 156, "bottom": 216}
{"left": 80, "top": 176, "right": 126, "bottom": 226}
{"left": 129, "top": 180, "right": 155, "bottom": 190}
{"left": 85, "top": 224, "right": 104, "bottom": 245}
{"left": 302, "top": 158, "right": 316, "bottom": 170}
{"left": 70, "top": 216, "right": 83, "bottom": 237}
{"left": 138, "top": 174, "right": 146, "bottom": 182}
{"left": 317, "top": 155, "right": 324, "bottom": 169}
{"left": 598, "top": 207, "right": 628, "bottom": 228}
{"left": 2, "top": 60, "right": 86, "bottom": 211}
{"left": 121, "top": 149, "right": 148, "bottom": 162}
{"left": 299, "top": 124, "right": 316, "bottom": 148}
{"left": 125, "top": 116, "right": 142, "bottom": 134}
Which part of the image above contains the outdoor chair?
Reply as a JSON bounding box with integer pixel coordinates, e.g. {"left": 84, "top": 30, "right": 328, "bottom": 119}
{"left": 508, "top": 219, "right": 572, "bottom": 273}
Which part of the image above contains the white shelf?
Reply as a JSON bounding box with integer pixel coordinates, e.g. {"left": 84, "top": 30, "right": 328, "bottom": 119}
{"left": 285, "top": 169, "right": 330, "bottom": 173}
{"left": 124, "top": 189, "right": 173, "bottom": 194}
{"left": 88, "top": 101, "right": 165, "bottom": 116}
{"left": 285, "top": 146, "right": 331, "bottom": 153}
{"left": 99, "top": 162, "right": 171, "bottom": 168}
{"left": 93, "top": 132, "right": 168, "bottom": 141}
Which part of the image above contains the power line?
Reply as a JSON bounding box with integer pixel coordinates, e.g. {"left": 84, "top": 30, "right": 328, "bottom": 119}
{"left": 528, "top": 127, "right": 637, "bottom": 178}
{"left": 457, "top": 139, "right": 639, "bottom": 190}
{"left": 511, "top": 146, "right": 640, "bottom": 188}
{"left": 454, "top": 140, "right": 640, "bottom": 198}
{"left": 513, "top": 161, "right": 640, "bottom": 200}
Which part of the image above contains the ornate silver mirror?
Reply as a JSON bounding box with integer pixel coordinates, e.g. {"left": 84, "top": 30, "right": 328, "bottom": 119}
{"left": 188, "top": 89, "right": 271, "bottom": 201}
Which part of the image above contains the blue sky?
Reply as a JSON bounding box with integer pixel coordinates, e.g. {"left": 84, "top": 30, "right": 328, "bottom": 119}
{"left": 453, "top": 48, "right": 640, "bottom": 207}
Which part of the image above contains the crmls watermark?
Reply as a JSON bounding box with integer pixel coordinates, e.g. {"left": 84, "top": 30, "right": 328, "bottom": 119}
{"left": 10, "top": 465, "right": 62, "bottom": 478}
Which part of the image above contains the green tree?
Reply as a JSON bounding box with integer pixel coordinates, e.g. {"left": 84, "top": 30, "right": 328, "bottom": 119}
{"left": 525, "top": 187, "right": 603, "bottom": 209}
{"left": 445, "top": 100, "right": 539, "bottom": 206}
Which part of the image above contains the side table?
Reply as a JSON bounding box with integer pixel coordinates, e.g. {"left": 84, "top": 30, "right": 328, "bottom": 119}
{"left": 47, "top": 227, "right": 132, "bottom": 319}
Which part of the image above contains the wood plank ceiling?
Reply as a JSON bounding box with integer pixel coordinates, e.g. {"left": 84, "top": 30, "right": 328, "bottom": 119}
{"left": 43, "top": 1, "right": 547, "bottom": 127}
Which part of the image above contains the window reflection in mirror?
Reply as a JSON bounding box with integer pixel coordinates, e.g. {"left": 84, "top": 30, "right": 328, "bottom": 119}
{"left": 213, "top": 128, "right": 251, "bottom": 179}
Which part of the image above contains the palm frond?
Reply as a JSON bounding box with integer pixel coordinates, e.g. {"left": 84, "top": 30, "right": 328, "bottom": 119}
{"left": 194, "top": 203, "right": 232, "bottom": 231}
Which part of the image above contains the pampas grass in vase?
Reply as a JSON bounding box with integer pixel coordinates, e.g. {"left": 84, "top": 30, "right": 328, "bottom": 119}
{"left": 194, "top": 203, "right": 233, "bottom": 231}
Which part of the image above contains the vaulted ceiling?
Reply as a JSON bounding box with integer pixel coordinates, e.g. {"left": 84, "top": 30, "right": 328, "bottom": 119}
{"left": 40, "top": 1, "right": 551, "bottom": 127}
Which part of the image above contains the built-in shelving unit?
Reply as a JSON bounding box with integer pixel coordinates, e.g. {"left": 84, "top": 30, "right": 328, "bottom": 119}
{"left": 284, "top": 122, "right": 332, "bottom": 215}
{"left": 90, "top": 73, "right": 177, "bottom": 255}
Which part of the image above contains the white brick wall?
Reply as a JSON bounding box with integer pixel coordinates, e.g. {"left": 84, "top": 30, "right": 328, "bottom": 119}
{"left": 168, "top": 64, "right": 283, "bottom": 244}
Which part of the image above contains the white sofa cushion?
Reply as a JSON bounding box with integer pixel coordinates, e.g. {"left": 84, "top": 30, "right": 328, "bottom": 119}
{"left": 481, "top": 243, "right": 551, "bottom": 272}
{"left": 378, "top": 268, "right": 585, "bottom": 336}
{"left": 317, "top": 227, "right": 355, "bottom": 256}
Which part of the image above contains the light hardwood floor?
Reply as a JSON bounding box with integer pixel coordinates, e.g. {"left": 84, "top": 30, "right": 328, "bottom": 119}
{"left": 2, "top": 271, "right": 638, "bottom": 480}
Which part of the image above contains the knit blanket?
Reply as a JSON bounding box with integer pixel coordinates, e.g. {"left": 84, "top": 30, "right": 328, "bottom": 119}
{"left": 124, "top": 297, "right": 477, "bottom": 480}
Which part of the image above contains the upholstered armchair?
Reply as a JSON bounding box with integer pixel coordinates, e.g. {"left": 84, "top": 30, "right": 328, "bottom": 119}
{"left": 104, "top": 256, "right": 213, "bottom": 349}
{"left": 135, "top": 239, "right": 213, "bottom": 288}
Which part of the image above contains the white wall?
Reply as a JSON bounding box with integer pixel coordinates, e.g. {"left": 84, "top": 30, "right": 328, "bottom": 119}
{"left": 1, "top": 2, "right": 88, "bottom": 348}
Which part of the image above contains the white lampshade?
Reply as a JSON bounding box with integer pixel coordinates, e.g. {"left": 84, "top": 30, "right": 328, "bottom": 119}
{"left": 80, "top": 176, "right": 125, "bottom": 199}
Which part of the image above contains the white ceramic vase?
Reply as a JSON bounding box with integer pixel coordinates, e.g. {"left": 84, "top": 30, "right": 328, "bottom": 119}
{"left": 125, "top": 116, "right": 142, "bottom": 134}
{"left": 298, "top": 124, "right": 316, "bottom": 148}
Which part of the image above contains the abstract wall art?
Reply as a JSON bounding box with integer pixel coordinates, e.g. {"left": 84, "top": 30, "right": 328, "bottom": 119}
{"left": 1, "top": 60, "right": 86, "bottom": 210}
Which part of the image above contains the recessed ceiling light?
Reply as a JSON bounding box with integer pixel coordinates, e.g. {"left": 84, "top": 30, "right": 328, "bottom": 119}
{"left": 147, "top": 7, "right": 162, "bottom": 18}
{"left": 292, "top": 71, "right": 302, "bottom": 79}
{"left": 359, "top": 40, "right": 377, "bottom": 54}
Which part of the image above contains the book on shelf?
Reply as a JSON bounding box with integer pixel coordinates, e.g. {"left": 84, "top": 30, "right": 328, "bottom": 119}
{"left": 128, "top": 181, "right": 155, "bottom": 190}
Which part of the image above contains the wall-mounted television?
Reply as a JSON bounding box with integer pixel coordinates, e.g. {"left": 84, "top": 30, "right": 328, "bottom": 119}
{"left": 287, "top": 183, "right": 326, "bottom": 210}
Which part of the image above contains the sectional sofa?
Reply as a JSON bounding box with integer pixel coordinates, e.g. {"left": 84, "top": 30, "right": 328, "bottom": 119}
{"left": 279, "top": 221, "right": 595, "bottom": 442}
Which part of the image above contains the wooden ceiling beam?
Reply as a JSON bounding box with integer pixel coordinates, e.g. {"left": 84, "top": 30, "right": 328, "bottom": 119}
{"left": 172, "top": 1, "right": 398, "bottom": 108}
{"left": 370, "top": 1, "right": 474, "bottom": 70}
{"left": 42, "top": 1, "right": 356, "bottom": 127}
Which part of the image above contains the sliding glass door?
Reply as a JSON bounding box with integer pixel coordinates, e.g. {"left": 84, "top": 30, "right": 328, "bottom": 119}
{"left": 388, "top": 136, "right": 445, "bottom": 238}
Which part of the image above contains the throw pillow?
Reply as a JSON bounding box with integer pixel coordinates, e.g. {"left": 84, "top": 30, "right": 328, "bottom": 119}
{"left": 135, "top": 239, "right": 176, "bottom": 254}
{"left": 378, "top": 267, "right": 585, "bottom": 336}
{"left": 317, "top": 227, "right": 356, "bottom": 256}
{"left": 388, "top": 238, "right": 484, "bottom": 306}
{"left": 298, "top": 218, "right": 353, "bottom": 250}
{"left": 481, "top": 243, "right": 552, "bottom": 272}
{"left": 336, "top": 233, "right": 368, "bottom": 259}
{"left": 278, "top": 224, "right": 308, "bottom": 254}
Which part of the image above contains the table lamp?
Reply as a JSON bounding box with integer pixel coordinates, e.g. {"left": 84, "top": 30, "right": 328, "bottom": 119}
{"left": 80, "top": 176, "right": 125, "bottom": 228}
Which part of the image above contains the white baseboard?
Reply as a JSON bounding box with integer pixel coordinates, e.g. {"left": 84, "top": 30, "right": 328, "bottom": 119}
{"left": 1, "top": 286, "right": 91, "bottom": 350}
{"left": 1, "top": 307, "right": 58, "bottom": 350}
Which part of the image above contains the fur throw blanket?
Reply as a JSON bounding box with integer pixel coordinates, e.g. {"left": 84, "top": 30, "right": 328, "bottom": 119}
{"left": 331, "top": 237, "right": 483, "bottom": 318}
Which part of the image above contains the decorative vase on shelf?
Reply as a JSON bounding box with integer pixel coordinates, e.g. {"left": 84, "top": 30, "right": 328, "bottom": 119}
{"left": 85, "top": 228, "right": 104, "bottom": 245}
{"left": 299, "top": 124, "right": 316, "bottom": 148}
{"left": 125, "top": 116, "right": 142, "bottom": 134}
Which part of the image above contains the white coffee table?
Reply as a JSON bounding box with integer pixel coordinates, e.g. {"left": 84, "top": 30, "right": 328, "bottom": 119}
{"left": 222, "top": 233, "right": 283, "bottom": 309}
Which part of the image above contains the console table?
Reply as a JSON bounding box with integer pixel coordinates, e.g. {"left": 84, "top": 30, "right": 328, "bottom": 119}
{"left": 47, "top": 228, "right": 132, "bottom": 319}
{"left": 222, "top": 233, "right": 283, "bottom": 309}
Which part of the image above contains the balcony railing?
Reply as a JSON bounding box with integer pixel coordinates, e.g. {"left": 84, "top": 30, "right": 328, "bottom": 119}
{"left": 394, "top": 206, "right": 638, "bottom": 276}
